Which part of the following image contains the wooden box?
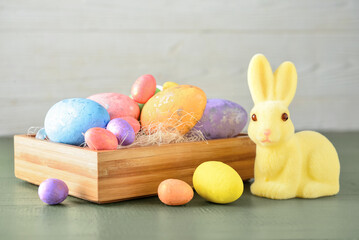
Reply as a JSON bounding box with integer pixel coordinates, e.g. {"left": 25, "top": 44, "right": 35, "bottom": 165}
{"left": 14, "top": 134, "right": 255, "bottom": 204}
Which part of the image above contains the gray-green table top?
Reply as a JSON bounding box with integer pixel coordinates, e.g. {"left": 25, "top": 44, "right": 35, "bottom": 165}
{"left": 1, "top": 132, "right": 358, "bottom": 240}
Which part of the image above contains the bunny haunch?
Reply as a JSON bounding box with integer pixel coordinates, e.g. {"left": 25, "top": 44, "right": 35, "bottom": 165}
{"left": 247, "top": 54, "right": 340, "bottom": 199}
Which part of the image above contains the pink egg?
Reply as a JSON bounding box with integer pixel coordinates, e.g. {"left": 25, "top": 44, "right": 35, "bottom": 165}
{"left": 85, "top": 127, "right": 118, "bottom": 150}
{"left": 88, "top": 93, "right": 140, "bottom": 120}
{"left": 131, "top": 74, "right": 157, "bottom": 104}
{"left": 119, "top": 116, "right": 141, "bottom": 134}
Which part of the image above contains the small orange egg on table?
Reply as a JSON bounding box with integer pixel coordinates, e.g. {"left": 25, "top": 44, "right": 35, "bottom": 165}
{"left": 119, "top": 116, "right": 141, "bottom": 134}
{"left": 84, "top": 127, "right": 118, "bottom": 150}
{"left": 131, "top": 74, "right": 157, "bottom": 104}
{"left": 157, "top": 179, "right": 194, "bottom": 206}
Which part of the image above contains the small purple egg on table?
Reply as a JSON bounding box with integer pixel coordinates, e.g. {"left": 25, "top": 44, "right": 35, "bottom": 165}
{"left": 85, "top": 127, "right": 118, "bottom": 150}
{"left": 131, "top": 74, "right": 157, "bottom": 104}
{"left": 35, "top": 128, "right": 47, "bottom": 140}
{"left": 38, "top": 178, "right": 69, "bottom": 205}
{"left": 107, "top": 118, "right": 135, "bottom": 146}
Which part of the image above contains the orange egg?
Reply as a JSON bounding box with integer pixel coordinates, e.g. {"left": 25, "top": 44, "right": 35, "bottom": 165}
{"left": 131, "top": 74, "right": 157, "bottom": 104}
{"left": 84, "top": 127, "right": 118, "bottom": 150}
{"left": 119, "top": 116, "right": 141, "bottom": 134}
{"left": 158, "top": 179, "right": 194, "bottom": 206}
{"left": 141, "top": 85, "right": 207, "bottom": 135}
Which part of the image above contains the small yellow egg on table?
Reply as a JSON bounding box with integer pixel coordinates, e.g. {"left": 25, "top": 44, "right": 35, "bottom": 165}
{"left": 193, "top": 161, "right": 244, "bottom": 204}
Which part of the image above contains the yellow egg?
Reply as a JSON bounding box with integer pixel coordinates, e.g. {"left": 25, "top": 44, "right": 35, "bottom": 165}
{"left": 193, "top": 161, "right": 244, "bottom": 204}
{"left": 162, "top": 81, "right": 179, "bottom": 90}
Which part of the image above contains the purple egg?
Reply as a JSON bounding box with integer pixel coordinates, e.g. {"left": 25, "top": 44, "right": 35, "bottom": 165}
{"left": 193, "top": 99, "right": 248, "bottom": 139}
{"left": 106, "top": 118, "right": 135, "bottom": 146}
{"left": 38, "top": 178, "right": 69, "bottom": 205}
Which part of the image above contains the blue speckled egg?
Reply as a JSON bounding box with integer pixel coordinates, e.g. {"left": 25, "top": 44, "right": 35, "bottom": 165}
{"left": 193, "top": 99, "right": 248, "bottom": 139}
{"left": 44, "top": 98, "right": 110, "bottom": 145}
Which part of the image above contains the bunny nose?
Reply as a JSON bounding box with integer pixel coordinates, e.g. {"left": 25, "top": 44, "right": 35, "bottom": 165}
{"left": 264, "top": 129, "right": 271, "bottom": 136}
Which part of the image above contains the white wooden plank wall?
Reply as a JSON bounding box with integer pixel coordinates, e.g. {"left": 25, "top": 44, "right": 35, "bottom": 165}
{"left": 0, "top": 0, "right": 358, "bottom": 136}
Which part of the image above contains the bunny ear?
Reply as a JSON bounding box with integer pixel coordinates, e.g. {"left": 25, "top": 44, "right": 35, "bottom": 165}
{"left": 273, "top": 61, "right": 297, "bottom": 106}
{"left": 247, "top": 54, "right": 274, "bottom": 104}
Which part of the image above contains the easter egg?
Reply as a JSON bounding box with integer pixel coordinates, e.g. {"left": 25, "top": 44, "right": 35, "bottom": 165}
{"left": 158, "top": 179, "right": 194, "bottom": 206}
{"left": 119, "top": 116, "right": 141, "bottom": 134}
{"left": 35, "top": 128, "right": 47, "bottom": 140}
{"left": 193, "top": 99, "right": 248, "bottom": 139}
{"left": 130, "top": 86, "right": 161, "bottom": 112}
{"left": 129, "top": 94, "right": 145, "bottom": 111}
{"left": 45, "top": 98, "right": 110, "bottom": 145}
{"left": 38, "top": 178, "right": 69, "bottom": 205}
{"left": 141, "top": 85, "right": 207, "bottom": 135}
{"left": 88, "top": 93, "right": 140, "bottom": 120}
{"left": 193, "top": 161, "right": 244, "bottom": 204}
{"left": 131, "top": 74, "right": 157, "bottom": 104}
{"left": 107, "top": 118, "right": 135, "bottom": 146}
{"left": 85, "top": 127, "right": 118, "bottom": 150}
{"left": 163, "top": 81, "right": 179, "bottom": 90}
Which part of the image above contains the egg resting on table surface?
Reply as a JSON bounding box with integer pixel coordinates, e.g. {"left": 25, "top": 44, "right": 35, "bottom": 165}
{"left": 193, "top": 161, "right": 244, "bottom": 204}
{"left": 158, "top": 179, "right": 193, "bottom": 206}
{"left": 38, "top": 178, "right": 69, "bottom": 205}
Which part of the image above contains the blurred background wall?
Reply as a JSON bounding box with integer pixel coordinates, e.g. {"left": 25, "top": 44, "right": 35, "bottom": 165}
{"left": 0, "top": 0, "right": 358, "bottom": 136}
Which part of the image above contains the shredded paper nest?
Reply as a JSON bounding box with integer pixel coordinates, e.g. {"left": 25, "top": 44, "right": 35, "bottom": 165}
{"left": 123, "top": 125, "right": 207, "bottom": 148}
{"left": 28, "top": 110, "right": 207, "bottom": 148}
{"left": 122, "top": 110, "right": 207, "bottom": 148}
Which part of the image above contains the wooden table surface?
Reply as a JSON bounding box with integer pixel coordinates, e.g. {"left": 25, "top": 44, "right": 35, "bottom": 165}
{"left": 1, "top": 132, "right": 358, "bottom": 239}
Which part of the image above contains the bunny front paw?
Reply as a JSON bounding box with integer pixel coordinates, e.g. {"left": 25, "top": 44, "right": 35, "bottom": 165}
{"left": 251, "top": 181, "right": 296, "bottom": 199}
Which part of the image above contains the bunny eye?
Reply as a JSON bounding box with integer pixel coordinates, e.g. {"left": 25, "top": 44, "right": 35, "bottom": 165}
{"left": 281, "top": 113, "right": 289, "bottom": 121}
{"left": 251, "top": 114, "right": 257, "bottom": 121}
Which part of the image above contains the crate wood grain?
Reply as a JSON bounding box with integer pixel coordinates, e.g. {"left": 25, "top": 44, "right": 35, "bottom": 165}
{"left": 14, "top": 134, "right": 255, "bottom": 203}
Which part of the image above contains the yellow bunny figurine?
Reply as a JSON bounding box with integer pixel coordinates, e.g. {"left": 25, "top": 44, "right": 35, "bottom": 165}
{"left": 247, "top": 54, "right": 340, "bottom": 199}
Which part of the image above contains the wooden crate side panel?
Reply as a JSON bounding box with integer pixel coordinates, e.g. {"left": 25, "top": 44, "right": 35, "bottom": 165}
{"left": 98, "top": 159, "right": 254, "bottom": 203}
{"left": 97, "top": 137, "right": 255, "bottom": 202}
{"left": 14, "top": 135, "right": 100, "bottom": 202}
{"left": 98, "top": 137, "right": 255, "bottom": 175}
